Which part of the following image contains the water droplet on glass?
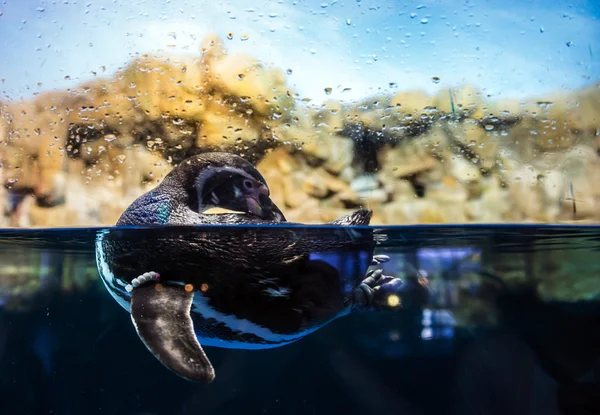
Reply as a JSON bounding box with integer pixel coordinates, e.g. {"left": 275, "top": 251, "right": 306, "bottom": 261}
{"left": 116, "top": 154, "right": 127, "bottom": 163}
{"left": 6, "top": 178, "right": 18, "bottom": 187}
{"left": 240, "top": 34, "right": 249, "bottom": 41}
{"left": 286, "top": 68, "right": 293, "bottom": 75}
{"left": 420, "top": 18, "right": 428, "bottom": 24}
{"left": 346, "top": 18, "right": 351, "bottom": 25}
{"left": 410, "top": 13, "right": 417, "bottom": 19}
{"left": 36, "top": 7, "right": 45, "bottom": 12}
{"left": 310, "top": 48, "right": 316, "bottom": 54}
{"left": 320, "top": 2, "right": 328, "bottom": 8}
{"left": 540, "top": 26, "right": 545, "bottom": 33}
{"left": 484, "top": 125, "right": 494, "bottom": 131}
{"left": 566, "top": 41, "right": 573, "bottom": 47}
{"left": 227, "top": 32, "right": 233, "bottom": 40}
{"left": 324, "top": 87, "right": 332, "bottom": 95}
{"left": 432, "top": 76, "right": 440, "bottom": 83}
{"left": 238, "top": 73, "right": 245, "bottom": 80}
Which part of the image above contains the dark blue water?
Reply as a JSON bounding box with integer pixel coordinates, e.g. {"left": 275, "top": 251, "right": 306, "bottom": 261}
{"left": 1, "top": 224, "right": 600, "bottom": 415}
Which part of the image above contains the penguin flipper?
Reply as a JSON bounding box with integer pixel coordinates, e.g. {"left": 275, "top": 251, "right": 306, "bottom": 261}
{"left": 130, "top": 282, "right": 215, "bottom": 382}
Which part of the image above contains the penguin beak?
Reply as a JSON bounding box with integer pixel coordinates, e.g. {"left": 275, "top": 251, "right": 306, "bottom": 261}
{"left": 245, "top": 183, "right": 286, "bottom": 222}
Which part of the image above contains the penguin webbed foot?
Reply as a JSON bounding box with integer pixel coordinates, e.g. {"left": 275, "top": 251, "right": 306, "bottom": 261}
{"left": 352, "top": 267, "right": 401, "bottom": 308}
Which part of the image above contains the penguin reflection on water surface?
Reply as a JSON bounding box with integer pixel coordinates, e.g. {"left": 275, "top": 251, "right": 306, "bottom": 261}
{"left": 96, "top": 152, "right": 399, "bottom": 382}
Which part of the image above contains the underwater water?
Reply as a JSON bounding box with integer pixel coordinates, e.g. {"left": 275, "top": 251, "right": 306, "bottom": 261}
{"left": 0, "top": 224, "right": 600, "bottom": 415}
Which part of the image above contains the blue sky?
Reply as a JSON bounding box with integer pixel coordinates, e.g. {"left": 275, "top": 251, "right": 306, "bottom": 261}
{"left": 1, "top": 0, "right": 599, "bottom": 103}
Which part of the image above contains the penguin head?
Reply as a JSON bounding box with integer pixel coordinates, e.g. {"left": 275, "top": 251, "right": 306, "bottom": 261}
{"left": 162, "top": 152, "right": 286, "bottom": 222}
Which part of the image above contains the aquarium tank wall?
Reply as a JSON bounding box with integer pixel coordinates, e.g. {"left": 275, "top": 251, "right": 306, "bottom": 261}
{"left": 1, "top": 1, "right": 600, "bottom": 415}
{"left": 0, "top": 0, "right": 598, "bottom": 227}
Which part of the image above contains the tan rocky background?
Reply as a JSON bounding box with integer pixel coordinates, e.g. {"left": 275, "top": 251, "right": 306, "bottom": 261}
{"left": 1, "top": 33, "right": 599, "bottom": 227}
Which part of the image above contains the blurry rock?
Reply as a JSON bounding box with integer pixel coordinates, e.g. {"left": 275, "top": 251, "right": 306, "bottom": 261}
{"left": 328, "top": 189, "right": 361, "bottom": 208}
{"left": 350, "top": 174, "right": 379, "bottom": 194}
{"left": 390, "top": 90, "right": 434, "bottom": 117}
{"left": 321, "top": 168, "right": 350, "bottom": 193}
{"left": 323, "top": 136, "right": 354, "bottom": 175}
{"left": 426, "top": 179, "right": 469, "bottom": 223}
{"left": 345, "top": 96, "right": 391, "bottom": 135}
{"left": 298, "top": 133, "right": 329, "bottom": 162}
{"left": 445, "top": 119, "right": 498, "bottom": 171}
{"left": 313, "top": 100, "right": 344, "bottom": 134}
{"left": 209, "top": 49, "right": 294, "bottom": 118}
{"left": 120, "top": 55, "right": 206, "bottom": 120}
{"left": 197, "top": 98, "right": 260, "bottom": 149}
{"left": 417, "top": 124, "right": 451, "bottom": 160}
{"left": 517, "top": 98, "right": 581, "bottom": 151}
{"left": 283, "top": 173, "right": 310, "bottom": 208}
{"left": 506, "top": 164, "right": 564, "bottom": 222}
{"left": 1, "top": 40, "right": 598, "bottom": 229}
{"left": 382, "top": 178, "right": 418, "bottom": 201}
{"left": 434, "top": 84, "right": 484, "bottom": 119}
{"left": 565, "top": 83, "right": 600, "bottom": 133}
{"left": 301, "top": 170, "right": 329, "bottom": 198}
{"left": 285, "top": 197, "right": 320, "bottom": 223}
{"left": 69, "top": 78, "right": 147, "bottom": 127}
{"left": 388, "top": 90, "right": 437, "bottom": 136}
{"left": 465, "top": 177, "right": 510, "bottom": 222}
{"left": 558, "top": 144, "right": 600, "bottom": 220}
{"left": 2, "top": 94, "right": 69, "bottom": 206}
{"left": 22, "top": 174, "right": 111, "bottom": 227}
{"left": 383, "top": 199, "right": 448, "bottom": 224}
{"left": 482, "top": 98, "right": 525, "bottom": 122}
{"left": 378, "top": 144, "right": 438, "bottom": 179}
{"left": 449, "top": 157, "right": 482, "bottom": 199}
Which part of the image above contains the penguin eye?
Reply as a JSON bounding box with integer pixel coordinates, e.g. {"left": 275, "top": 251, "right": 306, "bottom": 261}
{"left": 243, "top": 179, "right": 254, "bottom": 190}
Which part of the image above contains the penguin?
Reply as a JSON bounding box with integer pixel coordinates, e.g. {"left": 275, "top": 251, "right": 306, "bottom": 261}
{"left": 96, "top": 152, "right": 399, "bottom": 383}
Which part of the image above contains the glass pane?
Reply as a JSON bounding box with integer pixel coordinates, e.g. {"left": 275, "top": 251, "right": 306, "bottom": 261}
{"left": 1, "top": 1, "right": 599, "bottom": 415}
